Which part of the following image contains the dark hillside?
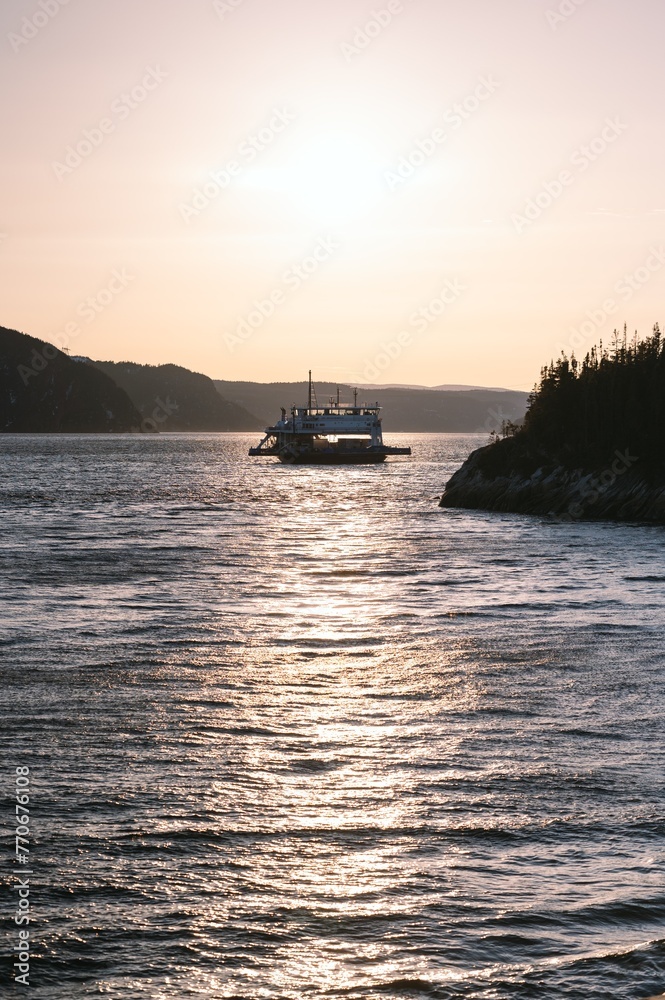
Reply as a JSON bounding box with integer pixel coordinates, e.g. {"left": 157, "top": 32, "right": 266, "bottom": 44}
{"left": 93, "top": 361, "right": 261, "bottom": 431}
{"left": 1, "top": 326, "right": 141, "bottom": 432}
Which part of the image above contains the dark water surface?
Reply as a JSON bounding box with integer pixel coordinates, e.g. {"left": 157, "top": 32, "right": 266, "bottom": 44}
{"left": 1, "top": 433, "right": 664, "bottom": 999}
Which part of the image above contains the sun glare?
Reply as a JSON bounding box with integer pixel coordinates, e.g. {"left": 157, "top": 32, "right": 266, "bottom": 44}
{"left": 243, "top": 131, "right": 388, "bottom": 225}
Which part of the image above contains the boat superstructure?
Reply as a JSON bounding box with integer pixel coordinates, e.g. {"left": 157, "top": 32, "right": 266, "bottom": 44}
{"left": 248, "top": 373, "right": 411, "bottom": 465}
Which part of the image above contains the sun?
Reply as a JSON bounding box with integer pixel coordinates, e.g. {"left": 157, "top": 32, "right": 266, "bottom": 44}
{"left": 242, "top": 130, "right": 388, "bottom": 225}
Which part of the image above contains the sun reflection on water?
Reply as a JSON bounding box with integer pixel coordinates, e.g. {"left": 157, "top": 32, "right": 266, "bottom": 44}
{"left": 7, "top": 435, "right": 665, "bottom": 997}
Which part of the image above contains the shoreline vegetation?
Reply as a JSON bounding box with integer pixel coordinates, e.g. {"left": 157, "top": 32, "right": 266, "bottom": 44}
{"left": 440, "top": 326, "right": 665, "bottom": 524}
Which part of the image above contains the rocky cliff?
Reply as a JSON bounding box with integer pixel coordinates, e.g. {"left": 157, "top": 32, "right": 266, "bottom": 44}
{"left": 440, "top": 437, "right": 665, "bottom": 523}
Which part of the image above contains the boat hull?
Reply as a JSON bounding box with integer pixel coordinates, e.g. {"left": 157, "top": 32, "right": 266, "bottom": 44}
{"left": 279, "top": 451, "right": 386, "bottom": 465}
{"left": 277, "top": 447, "right": 411, "bottom": 465}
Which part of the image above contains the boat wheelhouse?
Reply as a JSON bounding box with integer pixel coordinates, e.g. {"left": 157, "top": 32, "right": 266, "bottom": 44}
{"left": 248, "top": 373, "right": 411, "bottom": 465}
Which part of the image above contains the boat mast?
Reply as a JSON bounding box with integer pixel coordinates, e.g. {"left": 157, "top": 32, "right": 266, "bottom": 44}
{"left": 308, "top": 370, "right": 312, "bottom": 412}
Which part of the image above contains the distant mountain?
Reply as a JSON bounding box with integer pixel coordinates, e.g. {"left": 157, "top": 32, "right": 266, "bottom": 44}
{"left": 0, "top": 326, "right": 141, "bottom": 432}
{"left": 93, "top": 361, "right": 261, "bottom": 431}
{"left": 357, "top": 383, "right": 516, "bottom": 392}
{"left": 214, "top": 380, "right": 529, "bottom": 432}
{"left": 430, "top": 384, "right": 518, "bottom": 392}
{"left": 357, "top": 387, "right": 529, "bottom": 431}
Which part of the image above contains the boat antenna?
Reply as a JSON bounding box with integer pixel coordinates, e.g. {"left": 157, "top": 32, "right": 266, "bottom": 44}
{"left": 308, "top": 370, "right": 312, "bottom": 411}
{"left": 336, "top": 385, "right": 340, "bottom": 407}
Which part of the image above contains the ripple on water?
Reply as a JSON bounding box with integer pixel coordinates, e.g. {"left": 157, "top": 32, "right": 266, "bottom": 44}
{"left": 1, "top": 434, "right": 664, "bottom": 1000}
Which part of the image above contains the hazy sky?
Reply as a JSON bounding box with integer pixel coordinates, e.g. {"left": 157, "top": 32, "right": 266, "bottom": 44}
{"left": 2, "top": 0, "right": 664, "bottom": 388}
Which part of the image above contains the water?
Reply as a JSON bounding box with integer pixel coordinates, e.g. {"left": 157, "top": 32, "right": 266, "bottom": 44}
{"left": 1, "top": 433, "right": 664, "bottom": 1000}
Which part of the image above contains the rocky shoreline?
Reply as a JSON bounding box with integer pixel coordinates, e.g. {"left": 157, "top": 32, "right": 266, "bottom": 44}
{"left": 440, "top": 441, "right": 665, "bottom": 523}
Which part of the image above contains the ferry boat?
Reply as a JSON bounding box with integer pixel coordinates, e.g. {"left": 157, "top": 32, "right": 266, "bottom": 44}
{"left": 248, "top": 373, "right": 411, "bottom": 465}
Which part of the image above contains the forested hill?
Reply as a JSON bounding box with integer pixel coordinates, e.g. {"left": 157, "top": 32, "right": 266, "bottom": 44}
{"left": 0, "top": 326, "right": 141, "bottom": 432}
{"left": 487, "top": 326, "right": 664, "bottom": 472}
{"left": 93, "top": 361, "right": 261, "bottom": 432}
{"left": 441, "top": 326, "right": 665, "bottom": 522}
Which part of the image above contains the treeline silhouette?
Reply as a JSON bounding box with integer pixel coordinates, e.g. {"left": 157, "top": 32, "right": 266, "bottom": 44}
{"left": 506, "top": 325, "right": 664, "bottom": 472}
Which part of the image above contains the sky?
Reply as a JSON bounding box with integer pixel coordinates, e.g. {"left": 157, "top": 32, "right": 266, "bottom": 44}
{"left": 1, "top": 0, "right": 664, "bottom": 389}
